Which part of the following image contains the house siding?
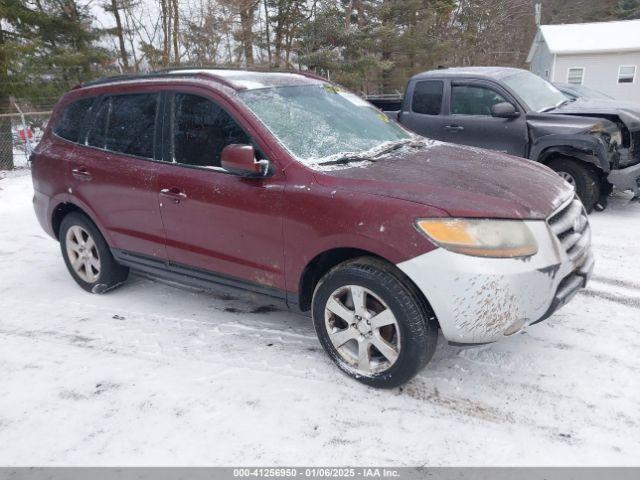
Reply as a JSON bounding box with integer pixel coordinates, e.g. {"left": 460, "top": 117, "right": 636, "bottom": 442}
{"left": 553, "top": 51, "right": 640, "bottom": 101}
{"left": 530, "top": 39, "right": 554, "bottom": 81}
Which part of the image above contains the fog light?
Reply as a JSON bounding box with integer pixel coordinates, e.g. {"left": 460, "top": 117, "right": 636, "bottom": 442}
{"left": 503, "top": 318, "right": 526, "bottom": 336}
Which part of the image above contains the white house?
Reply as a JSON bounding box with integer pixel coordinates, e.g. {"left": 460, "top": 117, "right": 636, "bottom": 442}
{"left": 527, "top": 19, "right": 640, "bottom": 102}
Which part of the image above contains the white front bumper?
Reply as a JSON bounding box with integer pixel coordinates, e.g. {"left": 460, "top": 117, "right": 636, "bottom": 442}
{"left": 397, "top": 220, "right": 593, "bottom": 344}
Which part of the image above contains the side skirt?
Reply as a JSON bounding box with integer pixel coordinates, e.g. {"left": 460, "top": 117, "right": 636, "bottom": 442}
{"left": 111, "top": 249, "right": 298, "bottom": 311}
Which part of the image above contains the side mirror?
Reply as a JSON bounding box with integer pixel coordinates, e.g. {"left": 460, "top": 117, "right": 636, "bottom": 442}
{"left": 491, "top": 102, "right": 519, "bottom": 118}
{"left": 221, "top": 144, "right": 269, "bottom": 177}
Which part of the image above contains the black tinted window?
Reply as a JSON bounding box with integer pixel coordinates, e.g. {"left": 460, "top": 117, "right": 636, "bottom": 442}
{"left": 106, "top": 94, "right": 158, "bottom": 158}
{"left": 54, "top": 98, "right": 94, "bottom": 142}
{"left": 412, "top": 81, "right": 443, "bottom": 115}
{"left": 451, "top": 85, "right": 507, "bottom": 116}
{"left": 87, "top": 98, "right": 109, "bottom": 149}
{"left": 173, "top": 93, "right": 250, "bottom": 167}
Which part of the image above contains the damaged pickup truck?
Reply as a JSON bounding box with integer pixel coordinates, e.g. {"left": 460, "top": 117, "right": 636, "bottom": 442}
{"left": 368, "top": 67, "right": 640, "bottom": 212}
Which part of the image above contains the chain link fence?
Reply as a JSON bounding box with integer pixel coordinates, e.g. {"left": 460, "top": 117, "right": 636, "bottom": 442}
{"left": 0, "top": 110, "right": 51, "bottom": 170}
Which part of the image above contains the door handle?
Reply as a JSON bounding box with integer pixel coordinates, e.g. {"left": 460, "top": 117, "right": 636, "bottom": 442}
{"left": 444, "top": 125, "right": 464, "bottom": 132}
{"left": 71, "top": 167, "right": 92, "bottom": 181}
{"left": 159, "top": 187, "right": 187, "bottom": 204}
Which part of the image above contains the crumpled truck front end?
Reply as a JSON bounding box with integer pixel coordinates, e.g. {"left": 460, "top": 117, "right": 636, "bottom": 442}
{"left": 609, "top": 128, "right": 640, "bottom": 196}
{"left": 398, "top": 196, "right": 594, "bottom": 345}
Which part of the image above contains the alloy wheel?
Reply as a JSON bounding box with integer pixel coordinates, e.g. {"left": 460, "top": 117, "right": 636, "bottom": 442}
{"left": 324, "top": 285, "right": 401, "bottom": 375}
{"left": 65, "top": 225, "right": 101, "bottom": 283}
{"left": 558, "top": 171, "right": 576, "bottom": 187}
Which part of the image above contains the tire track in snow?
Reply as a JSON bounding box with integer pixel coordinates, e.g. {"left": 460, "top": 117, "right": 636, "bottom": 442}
{"left": 579, "top": 288, "right": 640, "bottom": 310}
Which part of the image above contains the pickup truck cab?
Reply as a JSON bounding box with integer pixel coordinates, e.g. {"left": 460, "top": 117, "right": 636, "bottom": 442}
{"left": 32, "top": 69, "right": 592, "bottom": 387}
{"left": 369, "top": 67, "right": 640, "bottom": 212}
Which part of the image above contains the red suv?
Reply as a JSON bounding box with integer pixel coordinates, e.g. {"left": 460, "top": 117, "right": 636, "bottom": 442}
{"left": 32, "top": 69, "right": 594, "bottom": 387}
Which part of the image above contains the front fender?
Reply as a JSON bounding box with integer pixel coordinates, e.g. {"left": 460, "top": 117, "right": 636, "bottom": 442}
{"left": 529, "top": 134, "right": 611, "bottom": 172}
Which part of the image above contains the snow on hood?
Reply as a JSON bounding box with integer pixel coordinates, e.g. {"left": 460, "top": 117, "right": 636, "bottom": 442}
{"left": 315, "top": 142, "right": 573, "bottom": 220}
{"left": 551, "top": 98, "right": 640, "bottom": 132}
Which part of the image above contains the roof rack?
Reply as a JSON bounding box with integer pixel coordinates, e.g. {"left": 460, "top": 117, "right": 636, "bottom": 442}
{"left": 81, "top": 67, "right": 329, "bottom": 89}
{"left": 81, "top": 71, "right": 197, "bottom": 88}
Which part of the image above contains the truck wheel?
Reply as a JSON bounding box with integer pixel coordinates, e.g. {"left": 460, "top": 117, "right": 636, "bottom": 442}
{"left": 60, "top": 212, "right": 129, "bottom": 293}
{"left": 548, "top": 157, "right": 601, "bottom": 213}
{"left": 312, "top": 257, "right": 438, "bottom": 388}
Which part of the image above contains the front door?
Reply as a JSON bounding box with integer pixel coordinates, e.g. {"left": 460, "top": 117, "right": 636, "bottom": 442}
{"left": 71, "top": 92, "right": 167, "bottom": 259}
{"left": 442, "top": 81, "right": 528, "bottom": 156}
{"left": 157, "top": 91, "right": 286, "bottom": 293}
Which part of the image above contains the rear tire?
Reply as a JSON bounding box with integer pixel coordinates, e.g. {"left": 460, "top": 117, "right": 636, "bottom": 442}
{"left": 59, "top": 212, "right": 129, "bottom": 293}
{"left": 547, "top": 157, "right": 601, "bottom": 213}
{"left": 312, "top": 257, "right": 438, "bottom": 388}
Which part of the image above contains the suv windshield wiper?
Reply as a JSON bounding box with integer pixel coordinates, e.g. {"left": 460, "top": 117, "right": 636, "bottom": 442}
{"left": 371, "top": 139, "right": 416, "bottom": 158}
{"left": 317, "top": 154, "right": 375, "bottom": 166}
{"left": 316, "top": 138, "right": 422, "bottom": 166}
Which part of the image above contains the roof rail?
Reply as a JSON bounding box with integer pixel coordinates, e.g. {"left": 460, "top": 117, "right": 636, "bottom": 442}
{"left": 80, "top": 67, "right": 330, "bottom": 89}
{"left": 81, "top": 72, "right": 192, "bottom": 87}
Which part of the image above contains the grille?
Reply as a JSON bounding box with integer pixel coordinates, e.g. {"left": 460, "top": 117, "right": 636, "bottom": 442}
{"left": 547, "top": 197, "right": 591, "bottom": 266}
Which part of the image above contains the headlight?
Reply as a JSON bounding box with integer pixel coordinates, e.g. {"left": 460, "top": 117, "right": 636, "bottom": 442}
{"left": 416, "top": 219, "right": 538, "bottom": 258}
{"left": 610, "top": 129, "right": 622, "bottom": 147}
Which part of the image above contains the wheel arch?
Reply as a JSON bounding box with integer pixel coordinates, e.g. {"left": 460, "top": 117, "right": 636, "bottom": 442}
{"left": 51, "top": 202, "right": 105, "bottom": 242}
{"left": 297, "top": 248, "right": 439, "bottom": 331}
{"left": 533, "top": 143, "right": 608, "bottom": 172}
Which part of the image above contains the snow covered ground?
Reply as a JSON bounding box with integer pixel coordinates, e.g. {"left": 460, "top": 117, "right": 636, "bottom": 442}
{"left": 1, "top": 168, "right": 639, "bottom": 466}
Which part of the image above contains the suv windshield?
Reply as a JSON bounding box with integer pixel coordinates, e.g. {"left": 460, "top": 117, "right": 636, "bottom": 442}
{"left": 239, "top": 85, "right": 411, "bottom": 166}
{"left": 502, "top": 71, "right": 567, "bottom": 112}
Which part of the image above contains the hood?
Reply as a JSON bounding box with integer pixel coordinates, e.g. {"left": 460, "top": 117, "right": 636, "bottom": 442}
{"left": 525, "top": 111, "right": 617, "bottom": 137}
{"left": 315, "top": 141, "right": 573, "bottom": 220}
{"left": 549, "top": 98, "right": 640, "bottom": 132}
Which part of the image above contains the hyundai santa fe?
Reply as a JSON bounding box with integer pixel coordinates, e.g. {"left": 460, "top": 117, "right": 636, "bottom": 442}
{"left": 31, "top": 69, "right": 594, "bottom": 387}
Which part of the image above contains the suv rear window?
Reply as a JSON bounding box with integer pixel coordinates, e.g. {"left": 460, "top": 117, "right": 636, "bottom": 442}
{"left": 87, "top": 93, "right": 158, "bottom": 158}
{"left": 54, "top": 98, "right": 94, "bottom": 142}
{"left": 411, "top": 81, "right": 443, "bottom": 115}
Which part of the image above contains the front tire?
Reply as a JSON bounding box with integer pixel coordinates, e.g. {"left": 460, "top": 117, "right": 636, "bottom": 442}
{"left": 547, "top": 157, "right": 601, "bottom": 213}
{"left": 59, "top": 212, "right": 129, "bottom": 293}
{"left": 312, "top": 257, "right": 437, "bottom": 388}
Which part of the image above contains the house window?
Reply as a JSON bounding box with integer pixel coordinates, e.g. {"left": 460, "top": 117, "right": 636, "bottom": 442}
{"left": 567, "top": 68, "right": 584, "bottom": 85}
{"left": 618, "top": 65, "right": 636, "bottom": 84}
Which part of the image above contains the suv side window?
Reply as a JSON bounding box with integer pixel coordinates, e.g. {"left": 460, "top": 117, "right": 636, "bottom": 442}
{"left": 87, "top": 98, "right": 109, "bottom": 149}
{"left": 108, "top": 94, "right": 158, "bottom": 158}
{"left": 86, "top": 93, "right": 158, "bottom": 158}
{"left": 173, "top": 93, "right": 250, "bottom": 167}
{"left": 451, "top": 85, "right": 507, "bottom": 116}
{"left": 411, "top": 80, "right": 443, "bottom": 115}
{"left": 54, "top": 98, "right": 94, "bottom": 143}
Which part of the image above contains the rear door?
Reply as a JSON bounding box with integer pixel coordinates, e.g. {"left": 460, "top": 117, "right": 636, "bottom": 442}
{"left": 70, "top": 91, "right": 167, "bottom": 259}
{"left": 440, "top": 80, "right": 528, "bottom": 156}
{"left": 398, "top": 79, "right": 449, "bottom": 140}
{"left": 156, "top": 90, "right": 286, "bottom": 294}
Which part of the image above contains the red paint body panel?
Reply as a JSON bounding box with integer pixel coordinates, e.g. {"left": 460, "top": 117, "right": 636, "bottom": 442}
{"left": 316, "top": 143, "right": 570, "bottom": 220}
{"left": 32, "top": 73, "right": 573, "bottom": 302}
{"left": 68, "top": 146, "right": 166, "bottom": 259}
{"left": 157, "top": 163, "right": 287, "bottom": 290}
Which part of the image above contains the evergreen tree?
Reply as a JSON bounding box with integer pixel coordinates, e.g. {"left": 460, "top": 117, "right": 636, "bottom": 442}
{"left": 1, "top": 0, "right": 110, "bottom": 169}
{"left": 617, "top": 0, "right": 640, "bottom": 18}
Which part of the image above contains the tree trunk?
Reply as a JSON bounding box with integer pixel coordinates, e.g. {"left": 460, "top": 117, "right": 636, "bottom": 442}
{"left": 0, "top": 27, "right": 14, "bottom": 170}
{"left": 263, "top": 0, "right": 272, "bottom": 65}
{"left": 110, "top": 0, "right": 129, "bottom": 71}
{"left": 239, "top": 4, "right": 255, "bottom": 66}
{"left": 160, "top": 0, "right": 170, "bottom": 67}
{"left": 172, "top": 0, "right": 179, "bottom": 64}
